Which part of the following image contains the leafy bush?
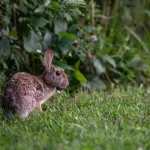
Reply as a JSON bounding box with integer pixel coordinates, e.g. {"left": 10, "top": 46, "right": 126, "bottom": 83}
{"left": 0, "top": 0, "right": 150, "bottom": 91}
{"left": 66, "top": 0, "right": 150, "bottom": 89}
{"left": 64, "top": 24, "right": 149, "bottom": 90}
{"left": 0, "top": 0, "right": 85, "bottom": 88}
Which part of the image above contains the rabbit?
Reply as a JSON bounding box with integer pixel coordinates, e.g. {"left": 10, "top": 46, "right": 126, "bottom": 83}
{"left": 1, "top": 50, "right": 69, "bottom": 118}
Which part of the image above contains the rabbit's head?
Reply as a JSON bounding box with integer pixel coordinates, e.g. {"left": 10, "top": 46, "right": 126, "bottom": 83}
{"left": 43, "top": 50, "right": 69, "bottom": 89}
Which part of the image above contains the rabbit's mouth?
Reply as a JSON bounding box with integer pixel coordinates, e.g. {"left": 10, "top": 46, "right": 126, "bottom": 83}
{"left": 56, "top": 87, "right": 65, "bottom": 91}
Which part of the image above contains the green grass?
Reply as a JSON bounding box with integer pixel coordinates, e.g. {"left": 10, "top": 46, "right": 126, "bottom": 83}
{"left": 0, "top": 87, "right": 150, "bottom": 150}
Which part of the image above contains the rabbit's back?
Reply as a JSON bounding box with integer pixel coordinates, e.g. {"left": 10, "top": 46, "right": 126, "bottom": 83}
{"left": 2, "top": 72, "right": 44, "bottom": 117}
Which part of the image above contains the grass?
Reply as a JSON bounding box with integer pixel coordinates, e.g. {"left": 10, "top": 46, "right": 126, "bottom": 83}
{"left": 0, "top": 87, "right": 150, "bottom": 150}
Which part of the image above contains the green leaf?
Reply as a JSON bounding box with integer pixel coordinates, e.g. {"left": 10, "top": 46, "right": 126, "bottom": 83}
{"left": 34, "top": 5, "right": 45, "bottom": 13}
{"left": 89, "top": 77, "right": 106, "bottom": 90}
{"left": 1, "top": 60, "right": 8, "bottom": 69}
{"left": 74, "top": 60, "right": 80, "bottom": 70}
{"left": 54, "top": 20, "right": 68, "bottom": 34}
{"left": 93, "top": 57, "right": 105, "bottom": 75}
{"left": 54, "top": 61, "right": 74, "bottom": 71}
{"left": 9, "top": 28, "right": 17, "bottom": 40}
{"left": 31, "top": 17, "right": 49, "bottom": 27}
{"left": 64, "top": 13, "right": 73, "bottom": 22}
{"left": 44, "top": 31, "right": 52, "bottom": 43}
{"left": 102, "top": 55, "right": 116, "bottom": 68}
{"left": 59, "top": 32, "right": 75, "bottom": 40}
{"left": 109, "top": 68, "right": 125, "bottom": 77}
{"left": 73, "top": 70, "right": 87, "bottom": 84}
{"left": 63, "top": 0, "right": 85, "bottom": 5}
{"left": 69, "top": 24, "right": 78, "bottom": 34}
{"left": 1, "top": 28, "right": 9, "bottom": 36}
{"left": 125, "top": 26, "right": 149, "bottom": 53}
{"left": 143, "top": 10, "right": 150, "bottom": 16}
{"left": 0, "top": 38, "right": 10, "bottom": 56}
{"left": 59, "top": 37, "right": 71, "bottom": 53}
{"left": 2, "top": 16, "right": 9, "bottom": 25}
{"left": 23, "top": 31, "right": 42, "bottom": 52}
{"left": 128, "top": 71, "right": 136, "bottom": 78}
{"left": 14, "top": 58, "right": 20, "bottom": 70}
{"left": 128, "top": 56, "right": 141, "bottom": 67}
{"left": 42, "top": 31, "right": 52, "bottom": 49}
{"left": 52, "top": 2, "right": 60, "bottom": 9}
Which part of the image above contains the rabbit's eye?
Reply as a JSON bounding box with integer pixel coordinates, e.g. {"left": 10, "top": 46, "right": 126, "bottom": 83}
{"left": 55, "top": 71, "right": 61, "bottom": 76}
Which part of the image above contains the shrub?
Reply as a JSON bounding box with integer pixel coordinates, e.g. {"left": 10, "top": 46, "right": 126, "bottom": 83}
{"left": 0, "top": 0, "right": 150, "bottom": 90}
{"left": 0, "top": 0, "right": 85, "bottom": 89}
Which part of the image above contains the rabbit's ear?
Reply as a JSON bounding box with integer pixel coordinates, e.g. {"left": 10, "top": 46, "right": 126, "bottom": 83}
{"left": 44, "top": 50, "right": 53, "bottom": 69}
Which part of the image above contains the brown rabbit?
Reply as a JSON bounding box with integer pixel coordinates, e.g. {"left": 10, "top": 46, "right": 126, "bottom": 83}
{"left": 1, "top": 50, "right": 69, "bottom": 118}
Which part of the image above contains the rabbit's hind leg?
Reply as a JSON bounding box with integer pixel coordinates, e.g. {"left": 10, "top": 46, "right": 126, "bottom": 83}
{"left": 18, "top": 96, "right": 37, "bottom": 118}
{"left": 19, "top": 110, "right": 30, "bottom": 118}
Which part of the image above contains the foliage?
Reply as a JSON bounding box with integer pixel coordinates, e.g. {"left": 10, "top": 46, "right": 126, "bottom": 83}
{"left": 0, "top": 87, "right": 150, "bottom": 149}
{"left": 68, "top": 0, "right": 150, "bottom": 89}
{"left": 67, "top": 23, "right": 150, "bottom": 90}
{"left": 0, "top": 0, "right": 150, "bottom": 90}
{"left": 0, "top": 0, "right": 85, "bottom": 89}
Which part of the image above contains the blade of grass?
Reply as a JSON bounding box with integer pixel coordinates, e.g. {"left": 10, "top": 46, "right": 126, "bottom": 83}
{"left": 125, "top": 26, "right": 149, "bottom": 53}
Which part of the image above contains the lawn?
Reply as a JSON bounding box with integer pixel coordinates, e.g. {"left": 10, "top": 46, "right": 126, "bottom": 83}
{"left": 0, "top": 87, "right": 150, "bottom": 150}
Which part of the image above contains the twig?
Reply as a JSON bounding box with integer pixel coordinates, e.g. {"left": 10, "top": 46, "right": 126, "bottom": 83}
{"left": 90, "top": 0, "right": 95, "bottom": 26}
{"left": 13, "top": 8, "right": 18, "bottom": 36}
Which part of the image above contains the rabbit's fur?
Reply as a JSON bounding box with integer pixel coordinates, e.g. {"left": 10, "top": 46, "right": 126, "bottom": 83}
{"left": 1, "top": 50, "right": 69, "bottom": 118}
